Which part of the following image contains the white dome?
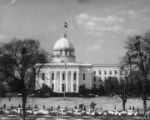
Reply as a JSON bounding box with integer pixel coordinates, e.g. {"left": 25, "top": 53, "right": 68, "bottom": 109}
{"left": 53, "top": 36, "right": 74, "bottom": 50}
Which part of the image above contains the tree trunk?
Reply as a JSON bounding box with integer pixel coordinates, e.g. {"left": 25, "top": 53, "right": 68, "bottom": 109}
{"left": 143, "top": 97, "right": 147, "bottom": 115}
{"left": 122, "top": 98, "right": 126, "bottom": 111}
{"left": 142, "top": 76, "right": 148, "bottom": 115}
{"left": 22, "top": 84, "right": 27, "bottom": 120}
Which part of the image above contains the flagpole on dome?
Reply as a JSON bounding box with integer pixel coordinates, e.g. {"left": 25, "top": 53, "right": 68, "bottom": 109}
{"left": 63, "top": 21, "right": 68, "bottom": 98}
{"left": 64, "top": 21, "right": 68, "bottom": 38}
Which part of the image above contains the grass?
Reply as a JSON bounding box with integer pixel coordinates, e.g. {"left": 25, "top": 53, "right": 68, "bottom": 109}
{"left": 1, "top": 96, "right": 150, "bottom": 110}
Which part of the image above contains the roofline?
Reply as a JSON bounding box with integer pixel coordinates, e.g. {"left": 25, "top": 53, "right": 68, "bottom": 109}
{"left": 36, "top": 62, "right": 121, "bottom": 67}
{"left": 53, "top": 48, "right": 74, "bottom": 51}
{"left": 93, "top": 64, "right": 121, "bottom": 67}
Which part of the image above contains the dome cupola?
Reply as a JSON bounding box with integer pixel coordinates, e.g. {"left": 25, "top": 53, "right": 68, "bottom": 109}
{"left": 53, "top": 34, "right": 74, "bottom": 51}
{"left": 53, "top": 34, "right": 76, "bottom": 63}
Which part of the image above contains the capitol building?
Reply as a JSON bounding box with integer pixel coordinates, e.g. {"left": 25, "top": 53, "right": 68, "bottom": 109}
{"left": 36, "top": 34, "right": 121, "bottom": 93}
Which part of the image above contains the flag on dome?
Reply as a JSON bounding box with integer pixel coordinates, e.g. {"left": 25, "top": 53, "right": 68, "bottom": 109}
{"left": 64, "top": 22, "right": 68, "bottom": 28}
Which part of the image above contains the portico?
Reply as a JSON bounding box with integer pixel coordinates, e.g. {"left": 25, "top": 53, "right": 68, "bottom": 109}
{"left": 51, "top": 70, "right": 79, "bottom": 93}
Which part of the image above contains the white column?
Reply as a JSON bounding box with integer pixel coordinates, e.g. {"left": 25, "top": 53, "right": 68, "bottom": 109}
{"left": 59, "top": 71, "right": 62, "bottom": 92}
{"left": 49, "top": 71, "right": 52, "bottom": 88}
{"left": 90, "top": 69, "right": 92, "bottom": 89}
{"left": 54, "top": 71, "right": 57, "bottom": 92}
{"left": 66, "top": 71, "right": 68, "bottom": 92}
{"left": 76, "top": 71, "right": 79, "bottom": 93}
{"left": 71, "top": 71, "right": 73, "bottom": 92}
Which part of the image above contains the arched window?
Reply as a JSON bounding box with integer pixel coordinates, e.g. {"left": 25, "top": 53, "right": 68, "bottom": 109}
{"left": 104, "top": 71, "right": 107, "bottom": 75}
{"left": 110, "top": 71, "right": 112, "bottom": 75}
{"left": 83, "top": 73, "right": 86, "bottom": 80}
{"left": 74, "top": 72, "right": 76, "bottom": 80}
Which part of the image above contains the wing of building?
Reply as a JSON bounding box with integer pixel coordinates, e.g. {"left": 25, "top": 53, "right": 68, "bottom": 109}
{"left": 35, "top": 34, "right": 122, "bottom": 93}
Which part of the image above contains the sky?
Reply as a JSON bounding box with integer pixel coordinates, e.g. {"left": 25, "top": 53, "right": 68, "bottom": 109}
{"left": 0, "top": 0, "right": 150, "bottom": 64}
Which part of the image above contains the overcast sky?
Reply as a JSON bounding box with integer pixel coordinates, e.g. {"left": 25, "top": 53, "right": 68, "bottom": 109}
{"left": 0, "top": 0, "right": 150, "bottom": 64}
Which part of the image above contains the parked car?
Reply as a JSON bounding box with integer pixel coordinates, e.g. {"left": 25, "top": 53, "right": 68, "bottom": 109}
{"left": 86, "top": 109, "right": 92, "bottom": 115}
{"left": 1, "top": 108, "right": 10, "bottom": 114}
{"left": 118, "top": 111, "right": 127, "bottom": 116}
{"left": 33, "top": 109, "right": 49, "bottom": 115}
{"left": 86, "top": 94, "right": 98, "bottom": 98}
{"left": 72, "top": 109, "right": 82, "bottom": 116}
{"left": 95, "top": 109, "right": 103, "bottom": 115}
{"left": 127, "top": 110, "right": 134, "bottom": 116}
{"left": 58, "top": 109, "right": 67, "bottom": 116}
{"left": 145, "top": 111, "right": 150, "bottom": 118}
{"left": 102, "top": 110, "right": 108, "bottom": 116}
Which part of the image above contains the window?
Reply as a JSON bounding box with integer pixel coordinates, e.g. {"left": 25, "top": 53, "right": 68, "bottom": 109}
{"left": 99, "top": 84, "right": 103, "bottom": 89}
{"left": 83, "top": 73, "right": 86, "bottom": 80}
{"left": 74, "top": 84, "right": 76, "bottom": 92}
{"left": 110, "top": 71, "right": 112, "bottom": 75}
{"left": 83, "top": 84, "right": 85, "bottom": 88}
{"left": 51, "top": 73, "right": 54, "bottom": 80}
{"left": 74, "top": 72, "right": 76, "bottom": 80}
{"left": 115, "top": 71, "right": 117, "bottom": 75}
{"left": 93, "top": 71, "right": 96, "bottom": 75}
{"left": 52, "top": 83, "right": 54, "bottom": 90}
{"left": 65, "top": 50, "right": 67, "bottom": 56}
{"left": 93, "top": 84, "right": 96, "bottom": 89}
{"left": 60, "top": 50, "right": 62, "bottom": 55}
{"left": 62, "top": 51, "right": 65, "bottom": 56}
{"left": 42, "top": 73, "right": 45, "bottom": 80}
{"left": 125, "top": 70, "right": 128, "bottom": 75}
{"left": 99, "top": 77, "right": 102, "bottom": 82}
{"left": 99, "top": 71, "right": 101, "bottom": 75}
{"left": 62, "top": 84, "right": 65, "bottom": 92}
{"left": 93, "top": 76, "right": 96, "bottom": 82}
{"left": 104, "top": 71, "right": 107, "bottom": 75}
{"left": 62, "top": 72, "right": 65, "bottom": 80}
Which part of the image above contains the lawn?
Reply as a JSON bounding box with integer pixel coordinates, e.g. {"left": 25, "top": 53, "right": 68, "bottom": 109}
{"left": 0, "top": 96, "right": 150, "bottom": 110}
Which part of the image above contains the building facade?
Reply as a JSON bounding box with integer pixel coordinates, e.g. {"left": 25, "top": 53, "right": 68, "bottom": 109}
{"left": 36, "top": 34, "right": 121, "bottom": 93}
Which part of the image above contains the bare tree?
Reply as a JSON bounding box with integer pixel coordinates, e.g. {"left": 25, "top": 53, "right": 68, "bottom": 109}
{"left": 123, "top": 31, "right": 150, "bottom": 114}
{"left": 0, "top": 38, "right": 49, "bottom": 120}
{"left": 118, "top": 65, "right": 131, "bottom": 111}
